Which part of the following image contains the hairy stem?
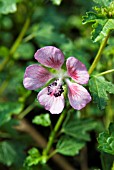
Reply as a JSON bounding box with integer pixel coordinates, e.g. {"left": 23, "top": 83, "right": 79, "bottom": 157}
{"left": 0, "top": 17, "right": 30, "bottom": 72}
{"left": 88, "top": 31, "right": 110, "bottom": 75}
{"left": 96, "top": 69, "right": 114, "bottom": 77}
{"left": 42, "top": 109, "right": 68, "bottom": 161}
{"left": 15, "top": 118, "right": 75, "bottom": 170}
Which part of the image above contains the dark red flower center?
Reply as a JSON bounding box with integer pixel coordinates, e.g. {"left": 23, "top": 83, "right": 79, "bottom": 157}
{"left": 47, "top": 80, "right": 64, "bottom": 97}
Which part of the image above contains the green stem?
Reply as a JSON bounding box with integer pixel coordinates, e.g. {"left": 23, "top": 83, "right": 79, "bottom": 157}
{"left": 96, "top": 69, "right": 114, "bottom": 77}
{"left": 18, "top": 102, "right": 36, "bottom": 119}
{"left": 0, "top": 17, "right": 30, "bottom": 72}
{"left": 42, "top": 109, "right": 68, "bottom": 161}
{"left": 88, "top": 31, "right": 110, "bottom": 75}
{"left": 0, "top": 79, "right": 9, "bottom": 96}
{"left": 48, "top": 150, "right": 57, "bottom": 160}
{"left": 105, "top": 100, "right": 113, "bottom": 128}
{"left": 111, "top": 162, "right": 114, "bottom": 170}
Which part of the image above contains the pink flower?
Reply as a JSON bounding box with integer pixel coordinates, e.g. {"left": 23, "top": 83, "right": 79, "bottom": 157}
{"left": 23, "top": 46, "right": 91, "bottom": 114}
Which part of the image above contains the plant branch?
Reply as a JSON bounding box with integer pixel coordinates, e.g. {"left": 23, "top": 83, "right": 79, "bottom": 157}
{"left": 96, "top": 69, "right": 114, "bottom": 77}
{"left": 42, "top": 109, "right": 68, "bottom": 160}
{"left": 18, "top": 101, "right": 37, "bottom": 119}
{"left": 105, "top": 100, "right": 114, "bottom": 128}
{"left": 48, "top": 150, "right": 57, "bottom": 160}
{"left": 88, "top": 31, "right": 110, "bottom": 75}
{"left": 15, "top": 118, "right": 75, "bottom": 170}
{"left": 0, "top": 79, "right": 9, "bottom": 97}
{"left": 0, "top": 17, "right": 30, "bottom": 72}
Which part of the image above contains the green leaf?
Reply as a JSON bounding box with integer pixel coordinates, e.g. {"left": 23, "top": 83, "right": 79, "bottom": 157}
{"left": 1, "top": 119, "right": 19, "bottom": 137}
{"left": 101, "top": 152, "right": 114, "bottom": 170}
{"left": 89, "top": 76, "right": 114, "bottom": 109}
{"left": 0, "top": 140, "right": 26, "bottom": 167}
{"left": 32, "top": 23, "right": 68, "bottom": 46}
{"left": 82, "top": 1, "right": 114, "bottom": 42}
{"left": 24, "top": 148, "right": 41, "bottom": 167}
{"left": 0, "top": 0, "right": 19, "bottom": 14}
{"left": 93, "top": 0, "right": 111, "bottom": 6}
{"left": 51, "top": 0, "right": 62, "bottom": 5}
{"left": 0, "top": 102, "right": 23, "bottom": 126}
{"left": 82, "top": 12, "right": 98, "bottom": 24}
{"left": 0, "top": 141, "right": 16, "bottom": 166}
{"left": 32, "top": 113, "right": 51, "bottom": 127}
{"left": 91, "top": 19, "right": 106, "bottom": 42}
{"left": 56, "top": 135, "right": 85, "bottom": 156}
{"left": 14, "top": 43, "right": 35, "bottom": 60}
{"left": 93, "top": 19, "right": 114, "bottom": 42}
{"left": 0, "top": 135, "right": 30, "bottom": 170}
{"left": 10, "top": 140, "right": 27, "bottom": 168}
{"left": 62, "top": 118, "right": 97, "bottom": 141}
{"left": 0, "top": 46, "right": 9, "bottom": 58}
{"left": 98, "top": 123, "right": 114, "bottom": 155}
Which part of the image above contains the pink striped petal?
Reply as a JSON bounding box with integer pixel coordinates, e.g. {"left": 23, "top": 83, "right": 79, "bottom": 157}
{"left": 66, "top": 80, "right": 91, "bottom": 110}
{"left": 66, "top": 57, "right": 89, "bottom": 84}
{"left": 34, "top": 46, "right": 64, "bottom": 69}
{"left": 37, "top": 87, "right": 65, "bottom": 114}
{"left": 23, "top": 64, "right": 52, "bottom": 90}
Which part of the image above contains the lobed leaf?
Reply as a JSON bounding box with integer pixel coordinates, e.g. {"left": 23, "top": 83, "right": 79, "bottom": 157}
{"left": 91, "top": 19, "right": 106, "bottom": 42}
{"left": 93, "top": 19, "right": 114, "bottom": 42}
{"left": 0, "top": 141, "right": 16, "bottom": 166}
{"left": 24, "top": 148, "right": 41, "bottom": 167}
{"left": 61, "top": 118, "right": 97, "bottom": 141}
{"left": 82, "top": 0, "right": 114, "bottom": 42}
{"left": 0, "top": 0, "right": 20, "bottom": 14}
{"left": 32, "top": 113, "right": 51, "bottom": 127}
{"left": 14, "top": 43, "right": 35, "bottom": 60}
{"left": 82, "top": 12, "right": 98, "bottom": 24}
{"left": 34, "top": 23, "right": 68, "bottom": 46}
{"left": 98, "top": 123, "right": 114, "bottom": 155}
{"left": 0, "top": 102, "right": 23, "bottom": 126}
{"left": 101, "top": 152, "right": 114, "bottom": 170}
{"left": 89, "top": 76, "right": 114, "bottom": 109}
{"left": 56, "top": 135, "right": 85, "bottom": 156}
{"left": 0, "top": 140, "right": 26, "bottom": 167}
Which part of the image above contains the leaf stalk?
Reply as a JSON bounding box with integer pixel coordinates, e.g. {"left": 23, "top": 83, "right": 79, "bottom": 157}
{"left": 0, "top": 17, "right": 30, "bottom": 72}
{"left": 96, "top": 69, "right": 114, "bottom": 77}
{"left": 88, "top": 31, "right": 110, "bottom": 75}
{"left": 42, "top": 109, "right": 68, "bottom": 161}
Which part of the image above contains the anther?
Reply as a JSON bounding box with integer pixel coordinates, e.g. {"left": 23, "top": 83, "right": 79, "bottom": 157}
{"left": 47, "top": 80, "right": 64, "bottom": 97}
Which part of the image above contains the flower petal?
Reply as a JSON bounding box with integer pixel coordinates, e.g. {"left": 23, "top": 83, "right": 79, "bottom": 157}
{"left": 34, "top": 46, "right": 64, "bottom": 69}
{"left": 38, "top": 87, "right": 65, "bottom": 114}
{"left": 23, "top": 64, "right": 52, "bottom": 90}
{"left": 66, "top": 57, "right": 89, "bottom": 84}
{"left": 66, "top": 80, "right": 91, "bottom": 110}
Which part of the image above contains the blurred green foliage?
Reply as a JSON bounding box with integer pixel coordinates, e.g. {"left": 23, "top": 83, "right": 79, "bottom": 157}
{"left": 98, "top": 123, "right": 114, "bottom": 170}
{"left": 0, "top": 0, "right": 114, "bottom": 169}
{"left": 89, "top": 76, "right": 114, "bottom": 109}
{"left": 98, "top": 122, "right": 114, "bottom": 155}
{"left": 32, "top": 113, "right": 51, "bottom": 127}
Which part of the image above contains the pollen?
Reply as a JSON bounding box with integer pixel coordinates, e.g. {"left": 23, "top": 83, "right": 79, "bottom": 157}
{"left": 47, "top": 80, "right": 64, "bottom": 97}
